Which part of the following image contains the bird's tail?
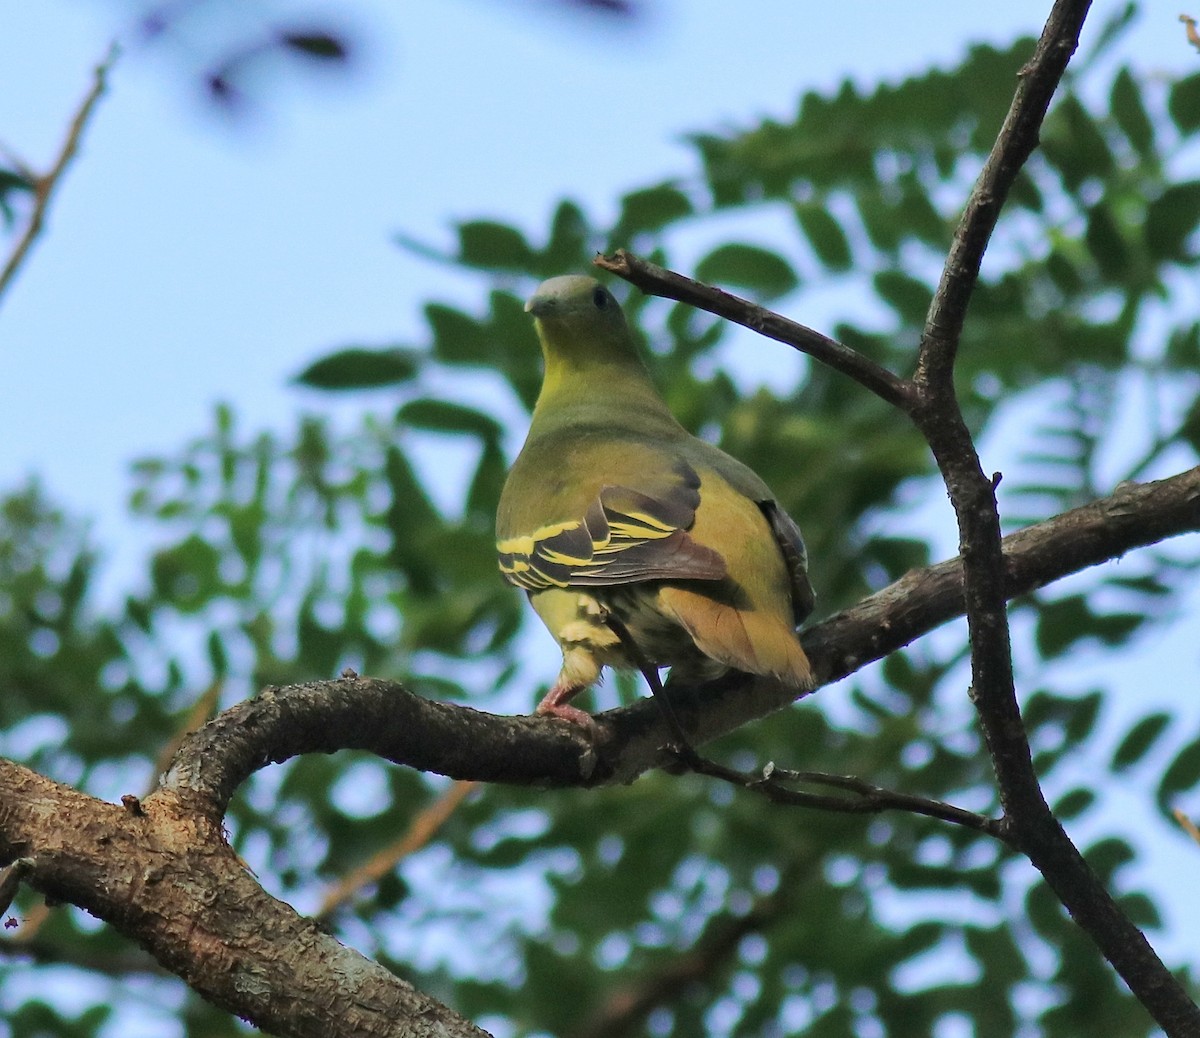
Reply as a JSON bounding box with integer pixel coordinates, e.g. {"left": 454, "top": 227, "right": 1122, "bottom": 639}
{"left": 657, "top": 586, "right": 813, "bottom": 689}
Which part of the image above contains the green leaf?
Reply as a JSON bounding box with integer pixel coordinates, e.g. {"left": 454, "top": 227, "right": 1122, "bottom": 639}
{"left": 1053, "top": 788, "right": 1095, "bottom": 820}
{"left": 426, "top": 303, "right": 488, "bottom": 364}
{"left": 1111, "top": 713, "right": 1171, "bottom": 771}
{"left": 873, "top": 270, "right": 930, "bottom": 325}
{"left": 795, "top": 203, "right": 853, "bottom": 270}
{"left": 694, "top": 243, "right": 798, "bottom": 299}
{"left": 963, "top": 925, "right": 1026, "bottom": 989}
{"left": 297, "top": 594, "right": 345, "bottom": 674}
{"left": 0, "top": 167, "right": 34, "bottom": 227}
{"left": 1035, "top": 595, "right": 1094, "bottom": 657}
{"left": 398, "top": 399, "right": 501, "bottom": 440}
{"left": 1180, "top": 394, "right": 1200, "bottom": 451}
{"left": 1041, "top": 94, "right": 1115, "bottom": 191}
{"left": 150, "top": 535, "right": 222, "bottom": 611}
{"left": 278, "top": 30, "right": 349, "bottom": 61}
{"left": 295, "top": 347, "right": 420, "bottom": 390}
{"left": 1166, "top": 322, "right": 1200, "bottom": 368}
{"left": 613, "top": 183, "right": 693, "bottom": 239}
{"left": 0, "top": 167, "right": 33, "bottom": 195}
{"left": 1082, "top": 837, "right": 1135, "bottom": 883}
{"left": 1110, "top": 68, "right": 1155, "bottom": 160}
{"left": 1084, "top": 203, "right": 1129, "bottom": 281}
{"left": 1064, "top": 691, "right": 1102, "bottom": 742}
{"left": 1079, "top": 2, "right": 1137, "bottom": 69}
{"left": 543, "top": 199, "right": 591, "bottom": 272}
{"left": 383, "top": 446, "right": 441, "bottom": 594}
{"left": 1157, "top": 735, "right": 1200, "bottom": 808}
{"left": 457, "top": 220, "right": 537, "bottom": 270}
{"left": 207, "top": 630, "right": 229, "bottom": 677}
{"left": 1144, "top": 181, "right": 1200, "bottom": 261}
{"left": 1168, "top": 72, "right": 1200, "bottom": 134}
{"left": 1116, "top": 891, "right": 1162, "bottom": 929}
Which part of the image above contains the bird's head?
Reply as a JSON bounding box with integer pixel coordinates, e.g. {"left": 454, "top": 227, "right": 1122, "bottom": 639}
{"left": 525, "top": 275, "right": 636, "bottom": 364}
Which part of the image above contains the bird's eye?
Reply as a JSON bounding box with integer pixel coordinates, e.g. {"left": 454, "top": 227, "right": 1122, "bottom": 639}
{"left": 592, "top": 287, "right": 608, "bottom": 309}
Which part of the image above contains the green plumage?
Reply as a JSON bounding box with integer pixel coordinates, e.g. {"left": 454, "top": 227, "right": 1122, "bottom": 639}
{"left": 496, "top": 275, "right": 814, "bottom": 725}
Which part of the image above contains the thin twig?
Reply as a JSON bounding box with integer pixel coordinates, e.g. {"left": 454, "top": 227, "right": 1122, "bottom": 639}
{"left": 0, "top": 43, "right": 118, "bottom": 306}
{"left": 687, "top": 757, "right": 1006, "bottom": 838}
{"left": 569, "top": 869, "right": 795, "bottom": 1038}
{"left": 1181, "top": 14, "right": 1200, "bottom": 52}
{"left": 594, "top": 249, "right": 914, "bottom": 411}
{"left": 316, "top": 779, "right": 477, "bottom": 920}
{"left": 916, "top": 3, "right": 1084, "bottom": 383}
{"left": 1173, "top": 808, "right": 1200, "bottom": 847}
{"left": 605, "top": 598, "right": 1003, "bottom": 835}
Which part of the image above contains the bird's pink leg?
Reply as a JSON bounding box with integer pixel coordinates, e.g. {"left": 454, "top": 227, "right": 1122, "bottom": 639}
{"left": 535, "top": 645, "right": 602, "bottom": 729}
{"left": 535, "top": 683, "right": 597, "bottom": 729}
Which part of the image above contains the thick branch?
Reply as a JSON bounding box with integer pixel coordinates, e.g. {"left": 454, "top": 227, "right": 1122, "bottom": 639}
{"left": 163, "top": 467, "right": 1200, "bottom": 807}
{"left": 0, "top": 760, "right": 490, "bottom": 1038}
{"left": 594, "top": 249, "right": 914, "bottom": 410}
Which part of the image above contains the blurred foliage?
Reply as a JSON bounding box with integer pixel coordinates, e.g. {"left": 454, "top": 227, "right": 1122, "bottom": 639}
{"left": 121, "top": 0, "right": 641, "bottom": 113}
{"left": 4, "top": 11, "right": 1200, "bottom": 1038}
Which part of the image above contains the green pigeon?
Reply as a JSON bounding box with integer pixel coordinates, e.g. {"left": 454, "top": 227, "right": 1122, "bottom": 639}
{"left": 496, "top": 275, "right": 814, "bottom": 725}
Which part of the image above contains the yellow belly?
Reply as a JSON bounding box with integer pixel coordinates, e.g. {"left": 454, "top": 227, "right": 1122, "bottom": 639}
{"left": 529, "top": 584, "right": 727, "bottom": 683}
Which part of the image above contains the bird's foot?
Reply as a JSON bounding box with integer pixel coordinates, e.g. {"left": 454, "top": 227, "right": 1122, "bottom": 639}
{"left": 535, "top": 686, "right": 597, "bottom": 733}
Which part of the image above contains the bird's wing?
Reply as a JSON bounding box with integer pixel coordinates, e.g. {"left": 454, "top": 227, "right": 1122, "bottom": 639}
{"left": 497, "top": 460, "right": 727, "bottom": 592}
{"left": 758, "top": 499, "right": 815, "bottom": 625}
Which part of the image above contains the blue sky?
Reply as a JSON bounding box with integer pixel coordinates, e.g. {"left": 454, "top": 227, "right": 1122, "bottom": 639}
{"left": 6, "top": 0, "right": 1193, "bottom": 547}
{"left": 3, "top": 0, "right": 1200, "bottom": 992}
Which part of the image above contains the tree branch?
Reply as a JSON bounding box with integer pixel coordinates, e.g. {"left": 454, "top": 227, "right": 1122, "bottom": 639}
{"left": 0, "top": 45, "right": 117, "bottom": 307}
{"left": 896, "top": 2, "right": 1200, "bottom": 1034}
{"left": 594, "top": 249, "right": 914, "bottom": 411}
{"left": 677, "top": 757, "right": 1005, "bottom": 837}
{"left": 916, "top": 1, "right": 1087, "bottom": 383}
{"left": 161, "top": 466, "right": 1200, "bottom": 808}
{"left": 0, "top": 759, "right": 491, "bottom": 1038}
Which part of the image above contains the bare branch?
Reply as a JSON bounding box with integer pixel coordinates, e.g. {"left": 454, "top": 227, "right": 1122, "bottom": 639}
{"left": 1173, "top": 807, "right": 1200, "bottom": 847}
{"left": 0, "top": 45, "right": 117, "bottom": 307}
{"left": 895, "top": 3, "right": 1200, "bottom": 1033}
{"left": 677, "top": 757, "right": 1005, "bottom": 838}
{"left": 594, "top": 249, "right": 914, "bottom": 411}
{"left": 916, "top": 1, "right": 1089, "bottom": 382}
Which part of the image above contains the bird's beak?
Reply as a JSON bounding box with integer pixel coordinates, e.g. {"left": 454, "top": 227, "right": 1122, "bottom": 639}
{"left": 525, "top": 295, "right": 554, "bottom": 317}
